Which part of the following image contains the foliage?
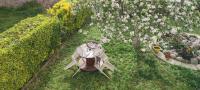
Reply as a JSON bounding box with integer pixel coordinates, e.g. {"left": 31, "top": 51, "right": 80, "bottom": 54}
{"left": 48, "top": 0, "right": 73, "bottom": 33}
{"left": 84, "top": 0, "right": 200, "bottom": 50}
{"left": 0, "top": 15, "right": 61, "bottom": 90}
{"left": 72, "top": 3, "right": 93, "bottom": 30}
{"left": 0, "top": 1, "right": 44, "bottom": 33}
{"left": 47, "top": 0, "right": 72, "bottom": 18}
{"left": 48, "top": 0, "right": 93, "bottom": 33}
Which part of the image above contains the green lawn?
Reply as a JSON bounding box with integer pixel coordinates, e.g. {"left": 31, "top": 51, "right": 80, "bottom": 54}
{"left": 193, "top": 29, "right": 200, "bottom": 35}
{"left": 26, "top": 25, "right": 200, "bottom": 90}
{"left": 0, "top": 1, "right": 43, "bottom": 33}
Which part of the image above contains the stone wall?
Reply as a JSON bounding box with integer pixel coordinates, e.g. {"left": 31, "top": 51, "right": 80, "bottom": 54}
{"left": 0, "top": 0, "right": 31, "bottom": 7}
{"left": 0, "top": 0, "right": 59, "bottom": 8}
{"left": 37, "top": 0, "right": 59, "bottom": 8}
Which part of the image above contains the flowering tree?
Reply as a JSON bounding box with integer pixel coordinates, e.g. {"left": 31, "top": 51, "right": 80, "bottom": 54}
{"left": 79, "top": 0, "right": 200, "bottom": 52}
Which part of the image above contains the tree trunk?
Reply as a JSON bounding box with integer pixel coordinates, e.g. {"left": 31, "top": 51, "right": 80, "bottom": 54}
{"left": 117, "top": 0, "right": 124, "bottom": 15}
{"left": 132, "top": 36, "right": 140, "bottom": 49}
{"left": 181, "top": 0, "right": 185, "bottom": 6}
{"left": 132, "top": 28, "right": 141, "bottom": 50}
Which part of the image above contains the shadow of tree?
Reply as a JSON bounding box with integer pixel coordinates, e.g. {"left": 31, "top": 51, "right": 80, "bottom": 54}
{"left": 63, "top": 71, "right": 109, "bottom": 90}
{"left": 134, "top": 53, "right": 174, "bottom": 87}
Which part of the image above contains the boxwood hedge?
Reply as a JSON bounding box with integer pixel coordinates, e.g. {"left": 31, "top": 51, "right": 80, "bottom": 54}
{"left": 0, "top": 15, "right": 61, "bottom": 90}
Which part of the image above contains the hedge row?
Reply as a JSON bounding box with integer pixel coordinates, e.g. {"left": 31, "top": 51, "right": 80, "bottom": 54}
{"left": 48, "top": 0, "right": 93, "bottom": 33}
{"left": 0, "top": 15, "right": 61, "bottom": 90}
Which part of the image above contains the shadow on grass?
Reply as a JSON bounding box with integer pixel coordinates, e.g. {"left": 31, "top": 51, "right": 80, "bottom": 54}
{"left": 134, "top": 53, "right": 174, "bottom": 87}
{"left": 63, "top": 71, "right": 109, "bottom": 90}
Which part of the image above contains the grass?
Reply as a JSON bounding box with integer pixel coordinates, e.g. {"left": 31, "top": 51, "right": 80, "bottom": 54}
{"left": 0, "top": 1, "right": 43, "bottom": 33}
{"left": 192, "top": 29, "right": 200, "bottom": 35}
{"left": 26, "top": 25, "right": 200, "bottom": 90}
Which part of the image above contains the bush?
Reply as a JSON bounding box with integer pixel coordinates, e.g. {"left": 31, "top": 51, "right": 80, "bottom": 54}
{"left": 47, "top": 0, "right": 93, "bottom": 33}
{"left": 0, "top": 15, "right": 61, "bottom": 90}
{"left": 47, "top": 0, "right": 73, "bottom": 33}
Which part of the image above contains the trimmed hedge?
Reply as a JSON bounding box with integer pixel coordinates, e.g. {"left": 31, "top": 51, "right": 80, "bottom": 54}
{"left": 0, "top": 15, "right": 60, "bottom": 90}
{"left": 48, "top": 0, "right": 93, "bottom": 33}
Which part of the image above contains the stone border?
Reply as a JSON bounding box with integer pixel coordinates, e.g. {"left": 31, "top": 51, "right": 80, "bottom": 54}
{"left": 155, "top": 52, "right": 200, "bottom": 70}
{"left": 151, "top": 33, "right": 200, "bottom": 70}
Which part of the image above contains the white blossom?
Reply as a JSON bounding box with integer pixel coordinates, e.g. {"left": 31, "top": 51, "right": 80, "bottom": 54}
{"left": 79, "top": 0, "right": 199, "bottom": 50}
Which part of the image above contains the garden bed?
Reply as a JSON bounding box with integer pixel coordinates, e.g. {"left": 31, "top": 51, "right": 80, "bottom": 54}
{"left": 152, "top": 33, "right": 200, "bottom": 70}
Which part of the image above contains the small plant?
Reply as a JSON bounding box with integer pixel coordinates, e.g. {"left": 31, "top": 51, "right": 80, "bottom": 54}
{"left": 179, "top": 46, "right": 194, "bottom": 60}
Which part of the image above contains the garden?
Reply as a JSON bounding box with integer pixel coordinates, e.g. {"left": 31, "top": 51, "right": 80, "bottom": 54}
{"left": 0, "top": 0, "right": 200, "bottom": 90}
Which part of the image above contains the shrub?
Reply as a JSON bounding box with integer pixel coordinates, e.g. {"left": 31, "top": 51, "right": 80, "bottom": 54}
{"left": 47, "top": 0, "right": 93, "bottom": 33}
{"left": 0, "top": 15, "right": 61, "bottom": 90}
{"left": 47, "top": 0, "right": 73, "bottom": 33}
{"left": 73, "top": 1, "right": 93, "bottom": 29}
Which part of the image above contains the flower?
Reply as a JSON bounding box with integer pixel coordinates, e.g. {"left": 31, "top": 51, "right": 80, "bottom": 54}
{"left": 130, "top": 31, "right": 134, "bottom": 36}
{"left": 141, "top": 48, "right": 146, "bottom": 52}
{"left": 84, "top": 0, "right": 199, "bottom": 49}
{"left": 170, "top": 27, "right": 178, "bottom": 34}
{"left": 78, "top": 29, "right": 83, "bottom": 33}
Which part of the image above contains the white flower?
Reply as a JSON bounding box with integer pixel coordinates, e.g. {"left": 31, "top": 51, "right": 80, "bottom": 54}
{"left": 144, "top": 34, "right": 149, "bottom": 40}
{"left": 160, "top": 22, "right": 165, "bottom": 26}
{"left": 157, "top": 19, "right": 162, "bottom": 22}
{"left": 151, "top": 36, "right": 158, "bottom": 44}
{"left": 189, "top": 28, "right": 193, "bottom": 32}
{"left": 184, "top": 1, "right": 192, "bottom": 6}
{"left": 101, "top": 36, "right": 110, "bottom": 43}
{"left": 154, "top": 15, "right": 158, "bottom": 19}
{"left": 88, "top": 0, "right": 198, "bottom": 47}
{"left": 152, "top": 29, "right": 157, "bottom": 33}
{"left": 78, "top": 29, "right": 83, "bottom": 33}
{"left": 157, "top": 32, "right": 162, "bottom": 38}
{"left": 191, "top": 6, "right": 195, "bottom": 10}
{"left": 130, "top": 31, "right": 135, "bottom": 36}
{"left": 124, "top": 40, "right": 128, "bottom": 43}
{"left": 140, "top": 48, "right": 146, "bottom": 52}
{"left": 83, "top": 31, "right": 88, "bottom": 35}
{"left": 151, "top": 5, "right": 156, "bottom": 9}
{"left": 139, "top": 2, "right": 144, "bottom": 6}
{"left": 89, "top": 23, "right": 94, "bottom": 26}
{"left": 142, "top": 17, "right": 150, "bottom": 22}
{"left": 170, "top": 27, "right": 177, "bottom": 34}
{"left": 128, "top": 39, "right": 132, "bottom": 42}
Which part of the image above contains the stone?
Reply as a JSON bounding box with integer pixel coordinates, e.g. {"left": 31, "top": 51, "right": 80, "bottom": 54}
{"left": 197, "top": 50, "right": 200, "bottom": 54}
{"left": 176, "top": 57, "right": 183, "bottom": 61}
{"left": 170, "top": 53, "right": 177, "bottom": 59}
{"left": 191, "top": 58, "right": 198, "bottom": 65}
{"left": 157, "top": 52, "right": 166, "bottom": 60}
{"left": 100, "top": 36, "right": 110, "bottom": 44}
{"left": 169, "top": 50, "right": 177, "bottom": 59}
{"left": 184, "top": 60, "right": 191, "bottom": 64}
{"left": 189, "top": 37, "right": 197, "bottom": 42}
{"left": 182, "top": 40, "right": 188, "bottom": 45}
{"left": 197, "top": 56, "right": 200, "bottom": 64}
{"left": 191, "top": 40, "right": 200, "bottom": 48}
{"left": 199, "top": 60, "right": 200, "bottom": 64}
{"left": 197, "top": 56, "right": 200, "bottom": 60}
